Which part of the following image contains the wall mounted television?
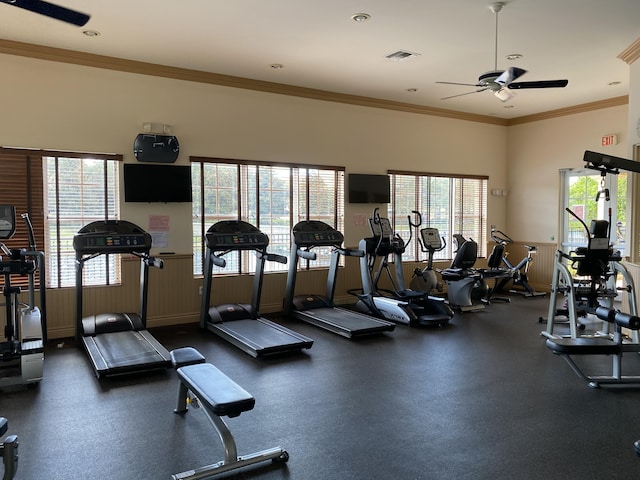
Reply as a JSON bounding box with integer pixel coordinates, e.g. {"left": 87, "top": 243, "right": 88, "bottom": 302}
{"left": 123, "top": 163, "right": 193, "bottom": 203}
{"left": 347, "top": 173, "right": 390, "bottom": 203}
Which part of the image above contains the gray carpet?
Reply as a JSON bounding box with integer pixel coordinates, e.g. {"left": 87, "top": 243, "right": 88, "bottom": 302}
{"left": 3, "top": 295, "right": 640, "bottom": 479}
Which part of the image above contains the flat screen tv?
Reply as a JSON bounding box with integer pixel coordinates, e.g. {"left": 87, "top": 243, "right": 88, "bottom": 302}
{"left": 348, "top": 174, "right": 390, "bottom": 203}
{"left": 123, "top": 163, "right": 193, "bottom": 203}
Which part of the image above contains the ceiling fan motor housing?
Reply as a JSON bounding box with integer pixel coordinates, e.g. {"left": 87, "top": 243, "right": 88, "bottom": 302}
{"left": 478, "top": 71, "right": 503, "bottom": 91}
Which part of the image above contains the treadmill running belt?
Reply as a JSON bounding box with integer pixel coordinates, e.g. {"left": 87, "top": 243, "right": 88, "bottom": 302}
{"left": 209, "top": 318, "right": 313, "bottom": 356}
{"left": 92, "top": 331, "right": 166, "bottom": 368}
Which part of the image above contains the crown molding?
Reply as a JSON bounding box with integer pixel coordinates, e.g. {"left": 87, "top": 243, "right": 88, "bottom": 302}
{"left": 507, "top": 96, "right": 629, "bottom": 126}
{"left": 618, "top": 37, "right": 640, "bottom": 65}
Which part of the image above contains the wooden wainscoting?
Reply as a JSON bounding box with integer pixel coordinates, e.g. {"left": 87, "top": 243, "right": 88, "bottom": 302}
{"left": 38, "top": 242, "right": 559, "bottom": 340}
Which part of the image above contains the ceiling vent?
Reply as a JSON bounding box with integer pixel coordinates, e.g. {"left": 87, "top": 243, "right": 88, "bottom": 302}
{"left": 386, "top": 50, "right": 420, "bottom": 61}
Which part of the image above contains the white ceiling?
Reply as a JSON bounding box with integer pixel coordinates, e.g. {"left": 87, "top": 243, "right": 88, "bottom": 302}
{"left": 1, "top": 0, "right": 638, "bottom": 119}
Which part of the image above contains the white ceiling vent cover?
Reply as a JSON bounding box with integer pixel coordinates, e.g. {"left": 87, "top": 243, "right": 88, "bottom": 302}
{"left": 386, "top": 50, "right": 420, "bottom": 61}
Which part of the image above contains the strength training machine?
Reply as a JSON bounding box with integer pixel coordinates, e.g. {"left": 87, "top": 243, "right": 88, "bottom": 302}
{"left": 74, "top": 220, "right": 172, "bottom": 377}
{"left": 542, "top": 150, "right": 640, "bottom": 341}
{"left": 170, "top": 347, "right": 289, "bottom": 480}
{"left": 283, "top": 220, "right": 395, "bottom": 338}
{"left": 0, "top": 417, "right": 18, "bottom": 480}
{"left": 0, "top": 205, "right": 46, "bottom": 388}
{"left": 542, "top": 208, "right": 636, "bottom": 340}
{"left": 353, "top": 209, "right": 452, "bottom": 327}
{"left": 200, "top": 220, "right": 313, "bottom": 358}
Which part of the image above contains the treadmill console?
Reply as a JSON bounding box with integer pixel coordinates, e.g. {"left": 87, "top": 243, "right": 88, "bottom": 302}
{"left": 206, "top": 220, "right": 269, "bottom": 250}
{"left": 73, "top": 220, "right": 152, "bottom": 254}
{"left": 292, "top": 220, "right": 344, "bottom": 247}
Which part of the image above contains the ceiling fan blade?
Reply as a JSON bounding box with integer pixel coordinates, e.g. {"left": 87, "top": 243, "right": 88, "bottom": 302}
{"left": 436, "top": 81, "right": 482, "bottom": 87}
{"left": 1, "top": 0, "right": 90, "bottom": 26}
{"left": 495, "top": 67, "right": 527, "bottom": 87}
{"left": 508, "top": 79, "right": 569, "bottom": 90}
{"left": 441, "top": 88, "right": 488, "bottom": 100}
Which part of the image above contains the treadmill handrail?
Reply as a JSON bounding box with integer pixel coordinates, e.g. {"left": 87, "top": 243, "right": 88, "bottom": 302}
{"left": 336, "top": 246, "right": 364, "bottom": 258}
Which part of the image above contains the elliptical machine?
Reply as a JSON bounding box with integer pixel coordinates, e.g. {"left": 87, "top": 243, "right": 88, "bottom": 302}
{"left": 0, "top": 205, "right": 46, "bottom": 388}
{"left": 352, "top": 209, "right": 453, "bottom": 327}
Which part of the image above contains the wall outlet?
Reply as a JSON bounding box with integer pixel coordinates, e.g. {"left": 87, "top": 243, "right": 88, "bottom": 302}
{"left": 198, "top": 286, "right": 203, "bottom": 296}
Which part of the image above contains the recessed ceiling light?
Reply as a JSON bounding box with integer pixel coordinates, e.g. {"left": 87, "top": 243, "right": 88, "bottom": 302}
{"left": 351, "top": 13, "right": 371, "bottom": 22}
{"left": 270, "top": 64, "right": 284, "bottom": 70}
{"left": 82, "top": 30, "right": 100, "bottom": 37}
{"left": 608, "top": 81, "right": 621, "bottom": 86}
{"left": 505, "top": 53, "right": 522, "bottom": 60}
{"left": 406, "top": 88, "right": 418, "bottom": 93}
{"left": 503, "top": 105, "right": 514, "bottom": 109}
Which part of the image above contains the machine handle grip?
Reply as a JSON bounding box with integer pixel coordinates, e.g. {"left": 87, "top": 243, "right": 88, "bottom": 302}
{"left": 298, "top": 249, "right": 317, "bottom": 261}
{"left": 339, "top": 247, "right": 365, "bottom": 258}
{"left": 212, "top": 255, "right": 227, "bottom": 268}
{"left": 147, "top": 257, "right": 164, "bottom": 269}
{"left": 264, "top": 253, "right": 287, "bottom": 264}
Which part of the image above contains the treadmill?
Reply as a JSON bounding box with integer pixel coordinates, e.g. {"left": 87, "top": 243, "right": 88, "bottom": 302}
{"left": 200, "top": 220, "right": 314, "bottom": 358}
{"left": 74, "top": 220, "right": 171, "bottom": 378}
{"left": 283, "top": 220, "right": 396, "bottom": 338}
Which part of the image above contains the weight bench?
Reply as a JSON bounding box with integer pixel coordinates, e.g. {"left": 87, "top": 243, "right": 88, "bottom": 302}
{"left": 0, "top": 417, "right": 18, "bottom": 480}
{"left": 546, "top": 307, "right": 640, "bottom": 388}
{"left": 170, "top": 348, "right": 289, "bottom": 480}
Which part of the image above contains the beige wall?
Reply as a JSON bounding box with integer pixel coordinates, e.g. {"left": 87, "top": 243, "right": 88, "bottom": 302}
{"left": 506, "top": 104, "right": 629, "bottom": 244}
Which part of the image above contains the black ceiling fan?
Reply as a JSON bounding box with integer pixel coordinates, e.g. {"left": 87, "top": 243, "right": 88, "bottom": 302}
{"left": 1, "top": 0, "right": 90, "bottom": 26}
{"left": 437, "top": 2, "right": 568, "bottom": 102}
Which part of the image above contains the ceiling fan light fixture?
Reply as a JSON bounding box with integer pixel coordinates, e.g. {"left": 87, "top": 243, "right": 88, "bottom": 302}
{"left": 495, "top": 88, "right": 515, "bottom": 102}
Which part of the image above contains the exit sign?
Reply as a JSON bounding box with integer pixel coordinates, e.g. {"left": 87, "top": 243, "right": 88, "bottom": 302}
{"left": 601, "top": 134, "right": 618, "bottom": 146}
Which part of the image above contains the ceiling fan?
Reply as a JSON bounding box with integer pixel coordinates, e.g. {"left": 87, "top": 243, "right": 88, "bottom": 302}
{"left": 0, "top": 0, "right": 90, "bottom": 26}
{"left": 437, "top": 2, "right": 568, "bottom": 102}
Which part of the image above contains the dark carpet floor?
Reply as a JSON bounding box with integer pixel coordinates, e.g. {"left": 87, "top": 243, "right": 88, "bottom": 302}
{"left": 3, "top": 295, "right": 640, "bottom": 480}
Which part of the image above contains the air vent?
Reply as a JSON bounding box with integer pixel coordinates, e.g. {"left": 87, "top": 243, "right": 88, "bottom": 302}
{"left": 386, "top": 50, "right": 420, "bottom": 61}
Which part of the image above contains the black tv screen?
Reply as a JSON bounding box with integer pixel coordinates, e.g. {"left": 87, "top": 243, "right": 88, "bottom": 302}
{"left": 123, "top": 163, "right": 193, "bottom": 203}
{"left": 348, "top": 174, "right": 390, "bottom": 203}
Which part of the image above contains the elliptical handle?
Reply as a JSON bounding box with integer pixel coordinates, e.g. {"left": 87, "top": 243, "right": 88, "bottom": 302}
{"left": 490, "top": 224, "right": 513, "bottom": 245}
{"left": 21, "top": 212, "right": 37, "bottom": 251}
{"left": 408, "top": 211, "right": 422, "bottom": 228}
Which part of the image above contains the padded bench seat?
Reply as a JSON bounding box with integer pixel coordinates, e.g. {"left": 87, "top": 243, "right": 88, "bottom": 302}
{"left": 546, "top": 337, "right": 621, "bottom": 355}
{"left": 177, "top": 363, "right": 255, "bottom": 418}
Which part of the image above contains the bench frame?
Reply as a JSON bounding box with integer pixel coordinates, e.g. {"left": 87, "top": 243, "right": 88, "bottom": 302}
{"left": 170, "top": 349, "right": 288, "bottom": 480}
{"left": 546, "top": 307, "right": 640, "bottom": 389}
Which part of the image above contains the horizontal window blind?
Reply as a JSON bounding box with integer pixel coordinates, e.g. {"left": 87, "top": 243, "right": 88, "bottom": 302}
{"left": 0, "top": 152, "right": 44, "bottom": 289}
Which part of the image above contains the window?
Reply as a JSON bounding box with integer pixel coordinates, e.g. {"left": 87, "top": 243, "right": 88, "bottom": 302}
{"left": 191, "top": 157, "right": 344, "bottom": 275}
{"left": 45, "top": 155, "right": 121, "bottom": 287}
{"left": 388, "top": 171, "right": 488, "bottom": 261}
{"left": 559, "top": 168, "right": 627, "bottom": 255}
